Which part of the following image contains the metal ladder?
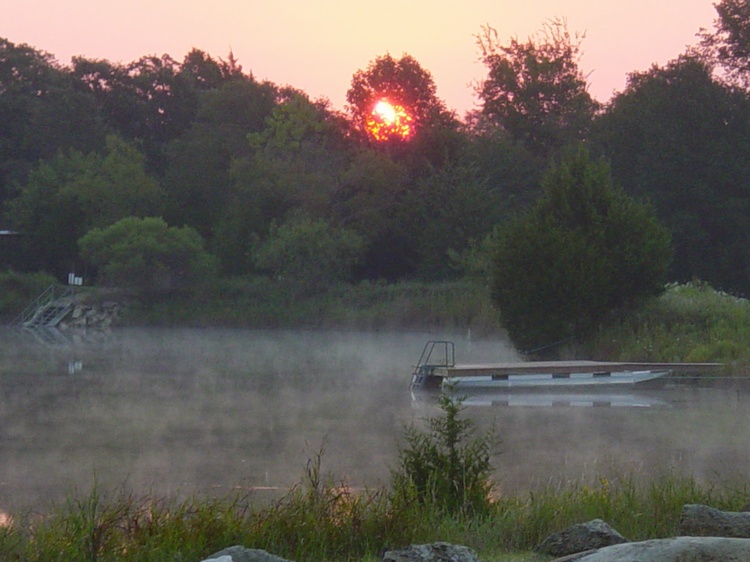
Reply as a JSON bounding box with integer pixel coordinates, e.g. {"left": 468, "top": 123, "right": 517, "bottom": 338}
{"left": 410, "top": 340, "right": 455, "bottom": 389}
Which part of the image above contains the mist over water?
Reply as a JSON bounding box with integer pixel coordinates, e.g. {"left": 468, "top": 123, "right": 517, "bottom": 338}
{"left": 1, "top": 327, "right": 748, "bottom": 514}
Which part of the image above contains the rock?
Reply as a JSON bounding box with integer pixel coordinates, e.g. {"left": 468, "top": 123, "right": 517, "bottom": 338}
{"left": 200, "top": 545, "right": 293, "bottom": 562}
{"left": 553, "top": 536, "right": 750, "bottom": 561}
{"left": 679, "top": 504, "right": 750, "bottom": 537}
{"left": 536, "top": 518, "right": 628, "bottom": 557}
{"left": 382, "top": 542, "right": 480, "bottom": 562}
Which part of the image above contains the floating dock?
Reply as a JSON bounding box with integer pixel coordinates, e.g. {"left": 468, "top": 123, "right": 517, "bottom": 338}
{"left": 409, "top": 341, "right": 724, "bottom": 390}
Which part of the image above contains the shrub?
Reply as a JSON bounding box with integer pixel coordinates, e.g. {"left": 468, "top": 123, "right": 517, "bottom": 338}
{"left": 391, "top": 394, "right": 498, "bottom": 516}
{"left": 79, "top": 216, "right": 218, "bottom": 297}
{"left": 252, "top": 217, "right": 364, "bottom": 293}
{"left": 490, "top": 147, "right": 672, "bottom": 353}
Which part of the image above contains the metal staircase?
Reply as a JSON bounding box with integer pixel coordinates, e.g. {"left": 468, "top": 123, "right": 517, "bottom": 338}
{"left": 10, "top": 284, "right": 75, "bottom": 328}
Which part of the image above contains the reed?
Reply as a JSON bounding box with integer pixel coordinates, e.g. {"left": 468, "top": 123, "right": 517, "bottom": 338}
{"left": 3, "top": 472, "right": 748, "bottom": 561}
{"left": 577, "top": 282, "right": 750, "bottom": 368}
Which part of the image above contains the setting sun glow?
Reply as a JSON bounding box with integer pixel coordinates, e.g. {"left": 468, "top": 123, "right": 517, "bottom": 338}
{"left": 365, "top": 99, "right": 414, "bottom": 141}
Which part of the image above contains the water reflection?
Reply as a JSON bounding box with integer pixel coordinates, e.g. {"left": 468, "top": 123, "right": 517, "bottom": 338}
{"left": 1, "top": 327, "right": 748, "bottom": 514}
{"left": 443, "top": 390, "right": 669, "bottom": 408}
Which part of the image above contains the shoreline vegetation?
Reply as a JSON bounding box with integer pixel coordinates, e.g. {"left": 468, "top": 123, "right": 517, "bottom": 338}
{"left": 3, "top": 273, "right": 750, "bottom": 560}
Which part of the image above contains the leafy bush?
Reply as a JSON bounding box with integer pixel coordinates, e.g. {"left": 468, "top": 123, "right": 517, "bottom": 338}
{"left": 582, "top": 281, "right": 750, "bottom": 367}
{"left": 79, "top": 216, "right": 218, "bottom": 297}
{"left": 252, "top": 217, "right": 364, "bottom": 293}
{"left": 490, "top": 147, "right": 672, "bottom": 353}
{"left": 391, "top": 394, "right": 498, "bottom": 516}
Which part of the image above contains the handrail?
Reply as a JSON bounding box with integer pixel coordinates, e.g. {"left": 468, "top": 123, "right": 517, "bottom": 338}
{"left": 9, "top": 284, "right": 74, "bottom": 327}
{"left": 415, "top": 340, "right": 455, "bottom": 369}
{"left": 410, "top": 340, "right": 456, "bottom": 390}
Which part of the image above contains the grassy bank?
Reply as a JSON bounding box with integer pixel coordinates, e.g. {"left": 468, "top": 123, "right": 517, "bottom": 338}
{"left": 577, "top": 282, "right": 750, "bottom": 370}
{"left": 4, "top": 272, "right": 750, "bottom": 369}
{"left": 122, "top": 277, "right": 503, "bottom": 336}
{"left": 1, "top": 470, "right": 746, "bottom": 562}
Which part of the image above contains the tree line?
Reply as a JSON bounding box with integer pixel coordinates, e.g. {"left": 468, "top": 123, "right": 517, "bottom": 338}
{"left": 2, "top": 1, "right": 750, "bottom": 300}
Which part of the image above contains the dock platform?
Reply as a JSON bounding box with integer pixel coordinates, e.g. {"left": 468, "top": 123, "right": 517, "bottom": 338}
{"left": 409, "top": 340, "right": 724, "bottom": 390}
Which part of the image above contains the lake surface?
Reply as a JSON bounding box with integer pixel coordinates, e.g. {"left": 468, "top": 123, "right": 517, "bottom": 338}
{"left": 1, "top": 327, "right": 748, "bottom": 515}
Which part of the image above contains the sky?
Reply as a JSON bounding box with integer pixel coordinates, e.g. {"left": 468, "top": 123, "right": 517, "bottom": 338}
{"left": 5, "top": 0, "right": 718, "bottom": 117}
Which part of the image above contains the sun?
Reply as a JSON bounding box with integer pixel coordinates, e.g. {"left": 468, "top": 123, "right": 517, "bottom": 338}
{"left": 365, "top": 98, "right": 414, "bottom": 141}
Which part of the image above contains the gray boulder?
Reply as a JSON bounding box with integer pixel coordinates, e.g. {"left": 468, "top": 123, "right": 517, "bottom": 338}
{"left": 382, "top": 542, "right": 480, "bottom": 562}
{"left": 679, "top": 503, "right": 750, "bottom": 537}
{"left": 553, "top": 536, "right": 750, "bottom": 561}
{"left": 200, "top": 545, "right": 293, "bottom": 562}
{"left": 536, "top": 518, "right": 628, "bottom": 557}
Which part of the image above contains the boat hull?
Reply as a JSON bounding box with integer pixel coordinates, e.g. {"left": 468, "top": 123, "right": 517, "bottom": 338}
{"left": 442, "top": 370, "right": 670, "bottom": 390}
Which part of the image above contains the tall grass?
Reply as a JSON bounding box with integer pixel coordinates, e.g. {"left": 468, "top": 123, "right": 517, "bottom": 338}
{"left": 124, "top": 277, "right": 502, "bottom": 335}
{"left": 4, "top": 400, "right": 750, "bottom": 561}
{"left": 577, "top": 282, "right": 750, "bottom": 369}
{"left": 3, "top": 472, "right": 747, "bottom": 561}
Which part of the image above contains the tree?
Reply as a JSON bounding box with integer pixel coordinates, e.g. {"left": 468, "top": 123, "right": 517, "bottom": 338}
{"left": 252, "top": 217, "right": 364, "bottom": 293}
{"left": 7, "top": 135, "right": 163, "bottom": 276}
{"left": 406, "top": 163, "right": 500, "bottom": 280}
{"left": 698, "top": 0, "right": 750, "bottom": 87}
{"left": 391, "top": 394, "right": 496, "bottom": 516}
{"left": 330, "top": 148, "right": 414, "bottom": 280}
{"left": 346, "top": 53, "right": 454, "bottom": 145}
{"left": 78, "top": 216, "right": 218, "bottom": 295}
{"left": 162, "top": 78, "right": 279, "bottom": 239}
{"left": 0, "top": 39, "right": 105, "bottom": 209}
{"left": 72, "top": 53, "right": 199, "bottom": 173}
{"left": 593, "top": 55, "right": 750, "bottom": 295}
{"left": 212, "top": 92, "right": 353, "bottom": 275}
{"left": 490, "top": 148, "right": 672, "bottom": 353}
{"left": 475, "top": 19, "right": 599, "bottom": 156}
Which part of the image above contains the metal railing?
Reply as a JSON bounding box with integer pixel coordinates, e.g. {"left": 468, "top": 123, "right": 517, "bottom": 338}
{"left": 10, "top": 284, "right": 74, "bottom": 327}
{"left": 410, "top": 340, "right": 456, "bottom": 389}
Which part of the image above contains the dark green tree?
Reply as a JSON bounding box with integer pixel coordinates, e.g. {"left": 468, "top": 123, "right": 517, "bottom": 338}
{"left": 593, "top": 55, "right": 750, "bottom": 295}
{"left": 698, "top": 0, "right": 750, "bottom": 88}
{"left": 0, "top": 39, "right": 106, "bottom": 210}
{"left": 79, "top": 216, "right": 217, "bottom": 295}
{"left": 252, "top": 217, "right": 364, "bottom": 293}
{"left": 162, "top": 78, "right": 278, "bottom": 239}
{"left": 346, "top": 52, "right": 456, "bottom": 149}
{"left": 72, "top": 53, "right": 199, "bottom": 173}
{"left": 406, "top": 163, "right": 499, "bottom": 280}
{"left": 8, "top": 135, "right": 163, "bottom": 276}
{"left": 213, "top": 92, "right": 352, "bottom": 274}
{"left": 490, "top": 148, "right": 672, "bottom": 353}
{"left": 391, "top": 394, "right": 497, "bottom": 516}
{"left": 475, "top": 19, "right": 599, "bottom": 156}
{"left": 331, "top": 148, "right": 414, "bottom": 280}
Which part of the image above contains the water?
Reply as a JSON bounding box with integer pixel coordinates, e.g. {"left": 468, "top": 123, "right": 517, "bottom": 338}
{"left": 1, "top": 327, "right": 748, "bottom": 515}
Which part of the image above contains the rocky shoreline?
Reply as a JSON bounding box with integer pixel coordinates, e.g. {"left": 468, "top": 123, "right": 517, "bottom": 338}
{"left": 58, "top": 299, "right": 124, "bottom": 329}
{"left": 196, "top": 504, "right": 750, "bottom": 562}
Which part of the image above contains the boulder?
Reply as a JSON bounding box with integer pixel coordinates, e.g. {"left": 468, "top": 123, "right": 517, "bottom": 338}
{"left": 552, "top": 536, "right": 750, "bottom": 561}
{"left": 536, "top": 518, "right": 628, "bottom": 557}
{"left": 679, "top": 503, "right": 750, "bottom": 537}
{"left": 382, "top": 542, "right": 480, "bottom": 562}
{"left": 200, "top": 545, "right": 293, "bottom": 562}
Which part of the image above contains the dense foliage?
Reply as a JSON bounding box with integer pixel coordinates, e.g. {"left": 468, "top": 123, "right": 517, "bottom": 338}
{"left": 490, "top": 149, "right": 672, "bottom": 352}
{"left": 78, "top": 217, "right": 218, "bottom": 296}
{"left": 2, "top": 2, "right": 750, "bottom": 322}
{"left": 392, "top": 394, "right": 497, "bottom": 517}
{"left": 593, "top": 55, "right": 750, "bottom": 296}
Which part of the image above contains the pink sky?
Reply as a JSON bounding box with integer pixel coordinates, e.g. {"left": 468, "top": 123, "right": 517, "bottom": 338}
{"left": 5, "top": 0, "right": 718, "bottom": 116}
